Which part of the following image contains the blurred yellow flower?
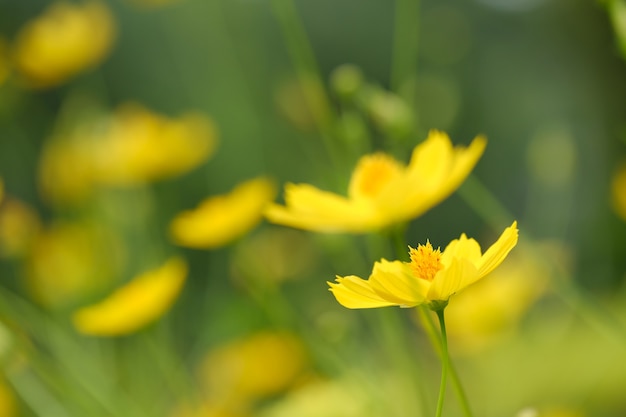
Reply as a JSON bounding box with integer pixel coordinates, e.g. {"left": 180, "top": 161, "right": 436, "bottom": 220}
{"left": 13, "top": 1, "right": 116, "bottom": 88}
{"left": 328, "top": 221, "right": 518, "bottom": 310}
{"left": 0, "top": 38, "right": 9, "bottom": 86}
{"left": 92, "top": 104, "right": 217, "bottom": 186}
{"left": 611, "top": 161, "right": 626, "bottom": 222}
{"left": 0, "top": 379, "right": 17, "bottom": 417}
{"left": 170, "top": 177, "right": 276, "bottom": 249}
{"left": 25, "top": 221, "right": 123, "bottom": 309}
{"left": 73, "top": 257, "right": 187, "bottom": 336}
{"left": 0, "top": 197, "right": 41, "bottom": 259}
{"left": 266, "top": 130, "right": 486, "bottom": 233}
{"left": 444, "top": 246, "right": 549, "bottom": 353}
{"left": 199, "top": 331, "right": 308, "bottom": 403}
{"left": 38, "top": 132, "right": 95, "bottom": 206}
{"left": 39, "top": 103, "right": 217, "bottom": 206}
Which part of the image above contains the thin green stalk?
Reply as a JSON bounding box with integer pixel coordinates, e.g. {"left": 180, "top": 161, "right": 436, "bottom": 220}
{"left": 434, "top": 309, "right": 449, "bottom": 417}
{"left": 417, "top": 307, "right": 474, "bottom": 417}
{"left": 269, "top": 0, "right": 341, "bottom": 171}
{"left": 391, "top": 0, "right": 420, "bottom": 106}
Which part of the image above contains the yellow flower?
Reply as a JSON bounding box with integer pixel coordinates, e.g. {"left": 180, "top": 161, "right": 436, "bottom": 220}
{"left": 92, "top": 104, "right": 217, "bottom": 186}
{"left": 266, "top": 130, "right": 486, "bottom": 233}
{"left": 25, "top": 221, "right": 122, "bottom": 309}
{"left": 444, "top": 245, "right": 550, "bottom": 353}
{"left": 328, "top": 221, "right": 518, "bottom": 310}
{"left": 199, "top": 331, "right": 307, "bottom": 402}
{"left": 13, "top": 1, "right": 116, "bottom": 88}
{"left": 0, "top": 197, "right": 41, "bottom": 259}
{"left": 73, "top": 257, "right": 187, "bottom": 336}
{"left": 170, "top": 177, "right": 276, "bottom": 249}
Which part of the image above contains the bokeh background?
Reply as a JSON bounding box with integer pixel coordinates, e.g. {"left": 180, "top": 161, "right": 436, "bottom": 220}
{"left": 1, "top": 0, "right": 626, "bottom": 416}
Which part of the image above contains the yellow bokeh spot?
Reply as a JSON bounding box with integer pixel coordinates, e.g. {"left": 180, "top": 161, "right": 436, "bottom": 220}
{"left": 13, "top": 1, "right": 116, "bottom": 88}
{"left": 409, "top": 241, "right": 443, "bottom": 282}
{"left": 199, "top": 331, "right": 308, "bottom": 403}
{"left": 0, "top": 197, "right": 41, "bottom": 259}
{"left": 72, "top": 257, "right": 186, "bottom": 336}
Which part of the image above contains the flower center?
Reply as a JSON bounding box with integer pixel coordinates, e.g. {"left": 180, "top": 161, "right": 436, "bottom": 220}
{"left": 409, "top": 241, "right": 443, "bottom": 281}
{"left": 349, "top": 153, "right": 403, "bottom": 198}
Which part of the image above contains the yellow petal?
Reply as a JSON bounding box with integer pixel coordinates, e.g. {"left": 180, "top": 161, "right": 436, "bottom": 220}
{"left": 266, "top": 183, "right": 380, "bottom": 232}
{"left": 171, "top": 177, "right": 275, "bottom": 249}
{"left": 440, "top": 233, "right": 482, "bottom": 268}
{"left": 427, "top": 257, "right": 479, "bottom": 301}
{"left": 399, "top": 133, "right": 486, "bottom": 220}
{"left": 406, "top": 130, "right": 454, "bottom": 191}
{"left": 368, "top": 259, "right": 428, "bottom": 306}
{"left": 328, "top": 276, "right": 396, "bottom": 309}
{"left": 73, "top": 257, "right": 187, "bottom": 336}
{"left": 476, "top": 221, "right": 519, "bottom": 277}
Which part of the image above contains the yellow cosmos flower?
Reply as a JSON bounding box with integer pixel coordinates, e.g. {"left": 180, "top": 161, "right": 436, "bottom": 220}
{"left": 328, "top": 221, "right": 518, "bottom": 310}
{"left": 13, "top": 1, "right": 116, "bottom": 88}
{"left": 266, "top": 130, "right": 486, "bottom": 233}
{"left": 73, "top": 257, "right": 187, "bottom": 336}
{"left": 170, "top": 177, "right": 276, "bottom": 249}
{"left": 92, "top": 103, "right": 217, "bottom": 186}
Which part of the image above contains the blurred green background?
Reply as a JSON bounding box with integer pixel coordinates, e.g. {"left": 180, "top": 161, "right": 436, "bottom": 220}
{"left": 1, "top": 0, "right": 626, "bottom": 416}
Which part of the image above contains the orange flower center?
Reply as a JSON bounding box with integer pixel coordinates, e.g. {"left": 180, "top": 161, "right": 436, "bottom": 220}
{"left": 409, "top": 241, "right": 443, "bottom": 281}
{"left": 350, "top": 153, "right": 402, "bottom": 198}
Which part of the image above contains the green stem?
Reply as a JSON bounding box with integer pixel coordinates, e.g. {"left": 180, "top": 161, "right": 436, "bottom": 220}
{"left": 434, "top": 308, "right": 449, "bottom": 417}
{"left": 417, "top": 307, "right": 474, "bottom": 417}
{"left": 269, "top": 0, "right": 340, "bottom": 170}
{"left": 391, "top": 0, "right": 420, "bottom": 106}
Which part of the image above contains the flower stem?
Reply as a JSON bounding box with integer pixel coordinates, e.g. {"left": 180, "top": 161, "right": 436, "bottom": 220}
{"left": 434, "top": 308, "right": 449, "bottom": 417}
{"left": 417, "top": 307, "right": 474, "bottom": 417}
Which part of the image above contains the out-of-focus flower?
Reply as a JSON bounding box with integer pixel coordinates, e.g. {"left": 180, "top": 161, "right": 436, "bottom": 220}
{"left": 231, "top": 228, "right": 316, "bottom": 285}
{"left": 611, "top": 161, "right": 626, "bottom": 222}
{"left": 0, "top": 197, "right": 41, "bottom": 259}
{"left": 516, "top": 406, "right": 585, "bottom": 417}
{"left": 24, "top": 221, "right": 123, "bottom": 309}
{"left": 258, "top": 377, "right": 371, "bottom": 417}
{"left": 73, "top": 257, "right": 187, "bottom": 336}
{"left": 328, "top": 222, "right": 518, "bottom": 310}
{"left": 444, "top": 246, "right": 549, "bottom": 353}
{"left": 266, "top": 130, "right": 486, "bottom": 233}
{"left": 13, "top": 1, "right": 116, "bottom": 88}
{"left": 0, "top": 38, "right": 10, "bottom": 86}
{"left": 199, "top": 331, "right": 308, "bottom": 403}
{"left": 0, "top": 379, "right": 17, "bottom": 417}
{"left": 91, "top": 104, "right": 217, "bottom": 186}
{"left": 38, "top": 131, "right": 95, "bottom": 206}
{"left": 170, "top": 177, "right": 276, "bottom": 249}
{"left": 39, "top": 104, "right": 217, "bottom": 206}
{"left": 0, "top": 179, "right": 3, "bottom": 203}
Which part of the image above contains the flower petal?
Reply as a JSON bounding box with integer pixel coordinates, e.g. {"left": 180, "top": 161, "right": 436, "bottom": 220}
{"left": 328, "top": 275, "right": 396, "bottom": 309}
{"left": 368, "top": 259, "right": 428, "bottom": 307}
{"left": 477, "top": 221, "right": 519, "bottom": 277}
{"left": 73, "top": 257, "right": 187, "bottom": 336}
{"left": 265, "top": 183, "right": 381, "bottom": 232}
{"left": 441, "top": 233, "right": 482, "bottom": 268}
{"left": 427, "top": 257, "right": 479, "bottom": 302}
